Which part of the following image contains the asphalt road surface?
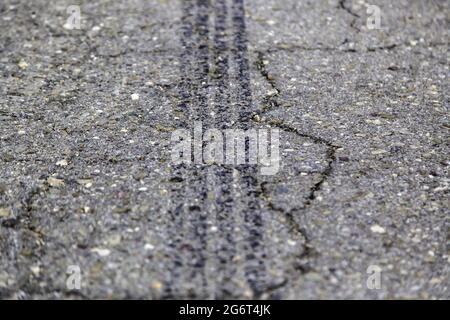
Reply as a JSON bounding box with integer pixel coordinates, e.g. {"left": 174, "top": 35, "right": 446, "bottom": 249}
{"left": 0, "top": 0, "right": 448, "bottom": 299}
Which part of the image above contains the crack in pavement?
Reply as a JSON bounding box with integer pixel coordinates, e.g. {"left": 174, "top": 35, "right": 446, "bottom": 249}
{"left": 251, "top": 50, "right": 340, "bottom": 286}
{"left": 267, "top": 43, "right": 357, "bottom": 53}
{"left": 2, "top": 183, "right": 46, "bottom": 234}
{"left": 259, "top": 181, "right": 315, "bottom": 274}
{"left": 338, "top": 0, "right": 359, "bottom": 18}
{"left": 367, "top": 42, "right": 448, "bottom": 52}
{"left": 338, "top": 0, "right": 360, "bottom": 32}
{"left": 255, "top": 51, "right": 281, "bottom": 112}
{"left": 0, "top": 181, "right": 53, "bottom": 299}
{"left": 264, "top": 41, "right": 450, "bottom": 54}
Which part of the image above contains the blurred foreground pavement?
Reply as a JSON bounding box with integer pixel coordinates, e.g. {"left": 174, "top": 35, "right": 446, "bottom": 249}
{"left": 0, "top": 0, "right": 448, "bottom": 299}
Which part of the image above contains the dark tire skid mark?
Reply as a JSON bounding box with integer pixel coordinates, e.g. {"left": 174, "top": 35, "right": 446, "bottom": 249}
{"left": 212, "top": 0, "right": 238, "bottom": 298}
{"left": 164, "top": 0, "right": 195, "bottom": 298}
{"left": 231, "top": 0, "right": 267, "bottom": 296}
{"left": 187, "top": 0, "right": 210, "bottom": 296}
{"left": 167, "top": 0, "right": 211, "bottom": 298}
{"left": 168, "top": 0, "right": 266, "bottom": 298}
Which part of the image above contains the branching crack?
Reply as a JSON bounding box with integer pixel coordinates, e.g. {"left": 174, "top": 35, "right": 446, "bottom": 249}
{"left": 260, "top": 181, "right": 315, "bottom": 274}
{"left": 255, "top": 51, "right": 281, "bottom": 112}
{"left": 259, "top": 41, "right": 449, "bottom": 55}
{"left": 1, "top": 185, "right": 44, "bottom": 231}
{"left": 339, "top": 0, "right": 360, "bottom": 18}
{"left": 252, "top": 51, "right": 340, "bottom": 291}
{"left": 338, "top": 0, "right": 360, "bottom": 32}
{"left": 267, "top": 43, "right": 357, "bottom": 53}
{"left": 257, "top": 120, "right": 338, "bottom": 282}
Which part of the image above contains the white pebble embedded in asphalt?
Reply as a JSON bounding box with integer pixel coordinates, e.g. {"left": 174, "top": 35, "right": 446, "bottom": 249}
{"left": 91, "top": 248, "right": 111, "bottom": 257}
{"left": 370, "top": 225, "right": 386, "bottom": 234}
{"left": 56, "top": 159, "right": 68, "bottom": 167}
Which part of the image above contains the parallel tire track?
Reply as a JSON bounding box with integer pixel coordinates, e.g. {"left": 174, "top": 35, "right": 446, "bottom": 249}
{"left": 164, "top": 0, "right": 195, "bottom": 298}
{"left": 231, "top": 0, "right": 266, "bottom": 296}
{"left": 186, "top": 0, "right": 210, "bottom": 295}
{"left": 211, "top": 0, "right": 238, "bottom": 298}
{"left": 167, "top": 0, "right": 267, "bottom": 298}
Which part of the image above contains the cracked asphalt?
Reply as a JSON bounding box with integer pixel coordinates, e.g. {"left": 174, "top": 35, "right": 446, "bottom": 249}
{"left": 0, "top": 0, "right": 449, "bottom": 299}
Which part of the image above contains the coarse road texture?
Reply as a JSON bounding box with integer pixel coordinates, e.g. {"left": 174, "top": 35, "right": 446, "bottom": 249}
{"left": 0, "top": 0, "right": 449, "bottom": 299}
